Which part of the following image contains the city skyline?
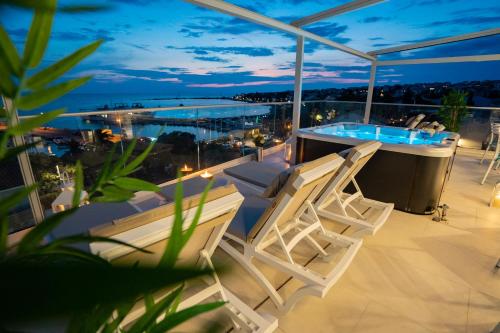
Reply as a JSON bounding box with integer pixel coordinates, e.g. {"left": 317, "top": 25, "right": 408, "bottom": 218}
{"left": 2, "top": 0, "right": 500, "bottom": 96}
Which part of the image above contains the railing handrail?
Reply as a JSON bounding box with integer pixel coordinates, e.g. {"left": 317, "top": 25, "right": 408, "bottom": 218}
{"left": 18, "top": 99, "right": 500, "bottom": 119}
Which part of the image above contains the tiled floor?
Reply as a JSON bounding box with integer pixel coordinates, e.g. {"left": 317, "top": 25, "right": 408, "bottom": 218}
{"left": 214, "top": 148, "right": 500, "bottom": 333}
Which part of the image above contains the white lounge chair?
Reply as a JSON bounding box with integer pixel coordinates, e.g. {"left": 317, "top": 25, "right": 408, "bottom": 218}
{"left": 79, "top": 185, "right": 278, "bottom": 332}
{"left": 481, "top": 123, "right": 500, "bottom": 185}
{"left": 219, "top": 153, "right": 362, "bottom": 314}
{"left": 314, "top": 141, "right": 394, "bottom": 237}
{"left": 406, "top": 113, "right": 426, "bottom": 129}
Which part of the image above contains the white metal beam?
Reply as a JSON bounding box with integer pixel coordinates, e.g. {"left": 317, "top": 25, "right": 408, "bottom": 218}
{"left": 363, "top": 61, "right": 377, "bottom": 124}
{"left": 291, "top": 36, "right": 305, "bottom": 164}
{"left": 291, "top": 0, "right": 386, "bottom": 27}
{"left": 369, "top": 28, "right": 500, "bottom": 55}
{"left": 185, "top": 0, "right": 375, "bottom": 61}
{"left": 376, "top": 54, "right": 500, "bottom": 66}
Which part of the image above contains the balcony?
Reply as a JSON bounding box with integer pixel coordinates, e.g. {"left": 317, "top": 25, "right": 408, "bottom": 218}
{"left": 1, "top": 0, "right": 499, "bottom": 331}
{"left": 3, "top": 99, "right": 499, "bottom": 331}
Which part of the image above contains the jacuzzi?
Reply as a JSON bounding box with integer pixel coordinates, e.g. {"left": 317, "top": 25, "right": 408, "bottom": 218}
{"left": 296, "top": 122, "right": 460, "bottom": 214}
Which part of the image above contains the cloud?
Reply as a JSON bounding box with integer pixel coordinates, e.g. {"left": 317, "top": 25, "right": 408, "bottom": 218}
{"left": 361, "top": 16, "right": 390, "bottom": 23}
{"left": 178, "top": 16, "right": 273, "bottom": 38}
{"left": 304, "top": 23, "right": 351, "bottom": 43}
{"left": 109, "top": 0, "right": 159, "bottom": 5}
{"left": 188, "top": 77, "right": 368, "bottom": 88}
{"left": 76, "top": 68, "right": 182, "bottom": 83}
{"left": 172, "top": 46, "right": 274, "bottom": 57}
{"left": 194, "top": 56, "right": 229, "bottom": 63}
{"left": 52, "top": 28, "right": 115, "bottom": 42}
{"left": 425, "top": 16, "right": 500, "bottom": 27}
{"left": 6, "top": 28, "right": 27, "bottom": 38}
{"left": 125, "top": 43, "right": 151, "bottom": 52}
{"left": 381, "top": 74, "right": 403, "bottom": 77}
{"left": 178, "top": 28, "right": 203, "bottom": 38}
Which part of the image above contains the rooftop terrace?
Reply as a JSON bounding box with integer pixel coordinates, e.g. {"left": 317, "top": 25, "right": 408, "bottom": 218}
{"left": 1, "top": 0, "right": 499, "bottom": 332}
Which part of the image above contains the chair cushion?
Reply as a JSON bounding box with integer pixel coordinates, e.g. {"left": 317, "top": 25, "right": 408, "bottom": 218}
{"left": 226, "top": 196, "right": 271, "bottom": 242}
{"left": 159, "top": 176, "right": 228, "bottom": 201}
{"left": 224, "top": 161, "right": 284, "bottom": 188}
{"left": 262, "top": 167, "right": 294, "bottom": 198}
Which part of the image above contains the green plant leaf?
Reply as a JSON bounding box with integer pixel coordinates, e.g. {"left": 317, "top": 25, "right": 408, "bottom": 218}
{"left": 118, "top": 141, "right": 155, "bottom": 177}
{"left": 17, "top": 76, "right": 91, "bottom": 110}
{"left": 0, "top": 184, "right": 36, "bottom": 214}
{"left": 23, "top": 0, "right": 56, "bottom": 68}
{"left": 25, "top": 40, "right": 103, "bottom": 90}
{"left": 0, "top": 60, "right": 17, "bottom": 97}
{"left": 150, "top": 301, "right": 226, "bottom": 333}
{"left": 72, "top": 161, "right": 84, "bottom": 208}
{"left": 92, "top": 185, "right": 134, "bottom": 203}
{"left": 110, "top": 138, "right": 137, "bottom": 175}
{"left": 29, "top": 246, "right": 111, "bottom": 266}
{"left": 67, "top": 303, "right": 116, "bottom": 333}
{"left": 0, "top": 107, "right": 6, "bottom": 118}
{"left": 127, "top": 285, "right": 184, "bottom": 333}
{"left": 0, "top": 215, "right": 8, "bottom": 258}
{"left": 17, "top": 208, "right": 77, "bottom": 253}
{"left": 160, "top": 176, "right": 184, "bottom": 268}
{"left": 100, "top": 300, "right": 135, "bottom": 333}
{"left": 8, "top": 108, "right": 65, "bottom": 135}
{"left": 89, "top": 144, "right": 117, "bottom": 194}
{"left": 0, "top": 140, "right": 40, "bottom": 162}
{"left": 113, "top": 177, "right": 160, "bottom": 192}
{"left": 0, "top": 264, "right": 211, "bottom": 323}
{"left": 42, "top": 235, "right": 152, "bottom": 254}
{"left": 0, "top": 25, "right": 22, "bottom": 76}
{"left": 181, "top": 179, "right": 213, "bottom": 248}
{"left": 0, "top": 0, "right": 110, "bottom": 12}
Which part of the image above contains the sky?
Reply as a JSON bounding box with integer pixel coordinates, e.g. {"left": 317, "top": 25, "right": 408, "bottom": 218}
{"left": 2, "top": 0, "right": 500, "bottom": 97}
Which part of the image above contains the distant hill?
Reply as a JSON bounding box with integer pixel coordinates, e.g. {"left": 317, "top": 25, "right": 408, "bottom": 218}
{"left": 233, "top": 80, "right": 500, "bottom": 107}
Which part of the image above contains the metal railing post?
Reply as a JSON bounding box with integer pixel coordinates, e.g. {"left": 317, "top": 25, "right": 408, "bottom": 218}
{"left": 363, "top": 59, "right": 377, "bottom": 124}
{"left": 291, "top": 35, "right": 305, "bottom": 164}
{"left": 2, "top": 96, "right": 45, "bottom": 224}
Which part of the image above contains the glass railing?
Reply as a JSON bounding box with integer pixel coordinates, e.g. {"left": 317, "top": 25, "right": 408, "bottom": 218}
{"left": 21, "top": 102, "right": 294, "bottom": 214}
{"left": 8, "top": 99, "right": 499, "bottom": 233}
{"left": 299, "top": 101, "right": 365, "bottom": 128}
{"left": 369, "top": 103, "right": 500, "bottom": 149}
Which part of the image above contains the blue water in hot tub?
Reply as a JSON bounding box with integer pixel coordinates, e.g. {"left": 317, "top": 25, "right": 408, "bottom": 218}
{"left": 312, "top": 123, "right": 449, "bottom": 145}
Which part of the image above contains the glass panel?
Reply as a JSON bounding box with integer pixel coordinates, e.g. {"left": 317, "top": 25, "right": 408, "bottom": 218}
{"left": 300, "top": 101, "right": 365, "bottom": 129}
{"left": 369, "top": 103, "right": 500, "bottom": 149}
{"left": 23, "top": 102, "right": 295, "bottom": 212}
{"left": 0, "top": 138, "right": 36, "bottom": 234}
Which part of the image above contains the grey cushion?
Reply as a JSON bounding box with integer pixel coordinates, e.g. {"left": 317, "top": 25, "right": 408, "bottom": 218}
{"left": 50, "top": 201, "right": 138, "bottom": 251}
{"left": 338, "top": 148, "right": 352, "bottom": 158}
{"left": 224, "top": 161, "right": 284, "bottom": 188}
{"left": 262, "top": 167, "right": 294, "bottom": 198}
{"left": 226, "top": 196, "right": 271, "bottom": 241}
{"left": 159, "top": 176, "right": 228, "bottom": 201}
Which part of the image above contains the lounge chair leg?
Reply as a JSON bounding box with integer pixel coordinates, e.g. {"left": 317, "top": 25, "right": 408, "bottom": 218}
{"left": 480, "top": 134, "right": 494, "bottom": 164}
{"left": 219, "top": 239, "right": 286, "bottom": 312}
{"left": 481, "top": 160, "right": 495, "bottom": 185}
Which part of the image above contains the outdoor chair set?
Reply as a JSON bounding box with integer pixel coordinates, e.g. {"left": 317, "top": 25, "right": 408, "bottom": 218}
{"left": 51, "top": 141, "right": 393, "bottom": 332}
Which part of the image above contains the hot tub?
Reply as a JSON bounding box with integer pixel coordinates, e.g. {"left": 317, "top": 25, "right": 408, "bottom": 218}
{"left": 296, "top": 122, "right": 459, "bottom": 214}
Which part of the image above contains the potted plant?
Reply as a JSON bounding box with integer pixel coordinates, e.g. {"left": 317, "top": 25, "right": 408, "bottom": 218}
{"left": 437, "top": 89, "right": 468, "bottom": 132}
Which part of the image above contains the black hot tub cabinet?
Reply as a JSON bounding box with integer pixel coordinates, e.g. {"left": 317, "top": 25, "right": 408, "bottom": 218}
{"left": 296, "top": 124, "right": 459, "bottom": 214}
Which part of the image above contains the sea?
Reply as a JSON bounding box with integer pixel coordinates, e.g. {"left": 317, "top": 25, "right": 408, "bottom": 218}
{"left": 23, "top": 93, "right": 276, "bottom": 156}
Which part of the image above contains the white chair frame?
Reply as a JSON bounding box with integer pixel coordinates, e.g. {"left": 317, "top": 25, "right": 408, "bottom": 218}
{"left": 220, "top": 156, "right": 362, "bottom": 314}
{"left": 90, "top": 188, "right": 277, "bottom": 333}
{"left": 314, "top": 142, "right": 394, "bottom": 237}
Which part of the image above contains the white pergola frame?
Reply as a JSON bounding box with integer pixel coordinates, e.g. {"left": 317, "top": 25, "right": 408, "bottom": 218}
{"left": 186, "top": 0, "right": 500, "bottom": 137}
